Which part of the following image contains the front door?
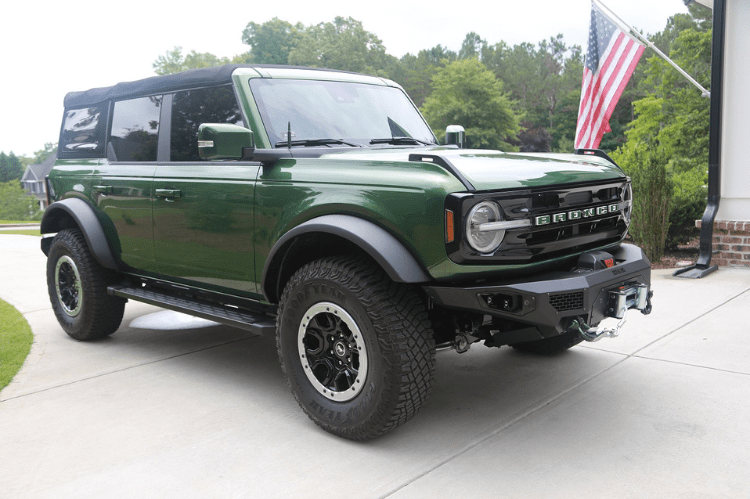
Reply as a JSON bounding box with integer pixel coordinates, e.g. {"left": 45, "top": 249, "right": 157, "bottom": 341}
{"left": 151, "top": 85, "right": 259, "bottom": 295}
{"left": 152, "top": 162, "right": 261, "bottom": 295}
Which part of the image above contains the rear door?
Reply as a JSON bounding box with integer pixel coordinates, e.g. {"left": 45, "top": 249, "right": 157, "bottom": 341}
{"left": 90, "top": 95, "right": 162, "bottom": 273}
{"left": 152, "top": 86, "right": 261, "bottom": 296}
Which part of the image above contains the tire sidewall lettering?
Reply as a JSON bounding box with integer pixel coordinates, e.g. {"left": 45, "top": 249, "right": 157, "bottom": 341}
{"left": 280, "top": 277, "right": 383, "bottom": 428}
{"left": 305, "top": 380, "right": 376, "bottom": 425}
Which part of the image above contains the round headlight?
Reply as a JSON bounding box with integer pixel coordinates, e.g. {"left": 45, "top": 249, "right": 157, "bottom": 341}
{"left": 466, "top": 201, "right": 505, "bottom": 254}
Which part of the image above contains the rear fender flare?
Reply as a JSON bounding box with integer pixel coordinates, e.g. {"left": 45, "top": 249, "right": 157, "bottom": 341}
{"left": 40, "top": 198, "right": 119, "bottom": 270}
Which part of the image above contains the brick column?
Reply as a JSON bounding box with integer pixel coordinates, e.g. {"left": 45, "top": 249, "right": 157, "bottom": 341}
{"left": 697, "top": 220, "right": 750, "bottom": 268}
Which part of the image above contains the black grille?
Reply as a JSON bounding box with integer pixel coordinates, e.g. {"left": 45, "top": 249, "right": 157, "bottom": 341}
{"left": 549, "top": 292, "right": 584, "bottom": 312}
{"left": 445, "top": 179, "right": 630, "bottom": 264}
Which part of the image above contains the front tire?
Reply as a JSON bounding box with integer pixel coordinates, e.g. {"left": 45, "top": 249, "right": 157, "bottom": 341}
{"left": 277, "top": 256, "right": 435, "bottom": 440}
{"left": 47, "top": 229, "right": 125, "bottom": 340}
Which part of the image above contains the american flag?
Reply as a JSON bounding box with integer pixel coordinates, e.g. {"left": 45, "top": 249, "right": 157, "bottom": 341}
{"left": 574, "top": 1, "right": 645, "bottom": 150}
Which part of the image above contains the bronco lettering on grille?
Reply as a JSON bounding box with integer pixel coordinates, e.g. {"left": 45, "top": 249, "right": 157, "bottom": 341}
{"left": 535, "top": 204, "right": 619, "bottom": 226}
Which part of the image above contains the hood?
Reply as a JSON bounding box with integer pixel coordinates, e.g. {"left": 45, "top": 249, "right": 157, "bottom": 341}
{"left": 324, "top": 147, "right": 626, "bottom": 191}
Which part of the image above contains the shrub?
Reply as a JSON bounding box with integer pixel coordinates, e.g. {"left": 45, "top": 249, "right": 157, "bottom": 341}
{"left": 622, "top": 148, "right": 673, "bottom": 262}
{"left": 0, "top": 182, "right": 42, "bottom": 221}
{"left": 666, "top": 164, "right": 706, "bottom": 249}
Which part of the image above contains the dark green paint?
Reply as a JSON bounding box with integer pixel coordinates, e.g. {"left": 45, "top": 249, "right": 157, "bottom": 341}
{"left": 153, "top": 162, "right": 260, "bottom": 293}
{"left": 198, "top": 123, "right": 254, "bottom": 160}
{"left": 46, "top": 67, "right": 630, "bottom": 303}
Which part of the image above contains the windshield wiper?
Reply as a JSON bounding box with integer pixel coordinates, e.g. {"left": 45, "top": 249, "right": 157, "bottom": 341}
{"left": 369, "top": 137, "right": 433, "bottom": 146}
{"left": 274, "top": 138, "right": 361, "bottom": 148}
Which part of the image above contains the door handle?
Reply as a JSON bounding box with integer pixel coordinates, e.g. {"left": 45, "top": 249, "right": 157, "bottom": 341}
{"left": 155, "top": 189, "right": 182, "bottom": 198}
{"left": 92, "top": 185, "right": 112, "bottom": 195}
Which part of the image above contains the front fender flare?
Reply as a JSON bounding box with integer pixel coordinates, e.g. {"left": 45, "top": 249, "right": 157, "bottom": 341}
{"left": 40, "top": 198, "right": 119, "bottom": 270}
{"left": 262, "top": 214, "right": 432, "bottom": 302}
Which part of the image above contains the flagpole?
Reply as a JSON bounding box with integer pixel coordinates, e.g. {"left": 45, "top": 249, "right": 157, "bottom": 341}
{"left": 593, "top": 0, "right": 711, "bottom": 98}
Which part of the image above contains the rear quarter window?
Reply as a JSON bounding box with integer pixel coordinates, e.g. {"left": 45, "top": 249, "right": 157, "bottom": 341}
{"left": 59, "top": 106, "right": 105, "bottom": 158}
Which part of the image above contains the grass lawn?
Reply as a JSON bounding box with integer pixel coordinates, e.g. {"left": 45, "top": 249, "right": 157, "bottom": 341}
{"left": 0, "top": 229, "right": 41, "bottom": 236}
{"left": 0, "top": 220, "right": 40, "bottom": 224}
{"left": 0, "top": 299, "right": 34, "bottom": 391}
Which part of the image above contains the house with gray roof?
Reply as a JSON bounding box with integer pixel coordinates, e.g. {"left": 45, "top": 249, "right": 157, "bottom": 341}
{"left": 21, "top": 154, "right": 56, "bottom": 209}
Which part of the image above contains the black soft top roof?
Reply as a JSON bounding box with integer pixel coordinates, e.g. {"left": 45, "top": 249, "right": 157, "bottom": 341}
{"left": 63, "top": 64, "right": 352, "bottom": 109}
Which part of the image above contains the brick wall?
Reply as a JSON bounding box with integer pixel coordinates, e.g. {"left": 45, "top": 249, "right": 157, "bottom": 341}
{"left": 696, "top": 221, "right": 750, "bottom": 268}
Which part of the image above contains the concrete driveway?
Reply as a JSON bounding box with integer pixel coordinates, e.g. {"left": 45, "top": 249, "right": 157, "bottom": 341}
{"left": 1, "top": 234, "right": 749, "bottom": 498}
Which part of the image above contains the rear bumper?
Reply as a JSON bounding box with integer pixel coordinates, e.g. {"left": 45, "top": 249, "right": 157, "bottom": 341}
{"left": 423, "top": 244, "right": 651, "bottom": 337}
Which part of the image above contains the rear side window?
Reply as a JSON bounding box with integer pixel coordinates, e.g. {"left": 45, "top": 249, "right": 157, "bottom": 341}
{"left": 171, "top": 86, "right": 243, "bottom": 161}
{"left": 60, "top": 106, "right": 105, "bottom": 157}
{"left": 110, "top": 96, "right": 162, "bottom": 162}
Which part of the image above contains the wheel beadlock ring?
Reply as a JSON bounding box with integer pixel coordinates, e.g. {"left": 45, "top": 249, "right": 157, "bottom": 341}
{"left": 55, "top": 255, "right": 83, "bottom": 317}
{"left": 298, "top": 302, "right": 368, "bottom": 402}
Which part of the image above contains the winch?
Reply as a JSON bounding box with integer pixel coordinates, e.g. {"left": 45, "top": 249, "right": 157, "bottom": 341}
{"left": 570, "top": 283, "right": 652, "bottom": 341}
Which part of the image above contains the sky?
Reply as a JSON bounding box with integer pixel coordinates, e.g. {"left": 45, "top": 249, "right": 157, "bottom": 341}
{"left": 0, "top": 0, "right": 691, "bottom": 158}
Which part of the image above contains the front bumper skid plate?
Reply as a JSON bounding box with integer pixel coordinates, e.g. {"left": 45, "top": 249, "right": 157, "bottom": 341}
{"left": 423, "top": 244, "right": 652, "bottom": 338}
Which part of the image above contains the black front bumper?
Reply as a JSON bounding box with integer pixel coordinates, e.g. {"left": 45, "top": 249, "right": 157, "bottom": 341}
{"left": 423, "top": 244, "right": 651, "bottom": 337}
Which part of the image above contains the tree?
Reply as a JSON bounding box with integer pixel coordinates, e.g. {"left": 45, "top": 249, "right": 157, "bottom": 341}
{"left": 152, "top": 47, "right": 185, "bottom": 75}
{"left": 421, "top": 59, "right": 520, "bottom": 151}
{"left": 0, "top": 181, "right": 41, "bottom": 220}
{"left": 614, "top": 15, "right": 712, "bottom": 251}
{"left": 288, "top": 17, "right": 396, "bottom": 76}
{"left": 537, "top": 35, "right": 567, "bottom": 130}
{"left": 0, "top": 152, "right": 23, "bottom": 183}
{"left": 492, "top": 42, "right": 540, "bottom": 112}
{"left": 32, "top": 143, "right": 57, "bottom": 164}
{"left": 396, "top": 45, "right": 456, "bottom": 107}
{"left": 459, "top": 32, "right": 486, "bottom": 60}
{"left": 241, "top": 18, "right": 303, "bottom": 64}
{"left": 482, "top": 36, "right": 583, "bottom": 152}
{"left": 153, "top": 47, "right": 230, "bottom": 75}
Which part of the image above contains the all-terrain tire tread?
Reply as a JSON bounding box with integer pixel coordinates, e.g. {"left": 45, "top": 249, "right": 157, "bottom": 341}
{"left": 277, "top": 255, "right": 436, "bottom": 440}
{"left": 47, "top": 229, "right": 125, "bottom": 340}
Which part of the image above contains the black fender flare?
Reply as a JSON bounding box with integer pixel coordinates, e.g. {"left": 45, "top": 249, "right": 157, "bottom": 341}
{"left": 262, "top": 214, "right": 432, "bottom": 302}
{"left": 40, "top": 198, "right": 119, "bottom": 270}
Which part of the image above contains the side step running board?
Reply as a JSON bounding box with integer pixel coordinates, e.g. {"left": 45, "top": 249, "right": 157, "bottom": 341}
{"left": 108, "top": 285, "right": 277, "bottom": 335}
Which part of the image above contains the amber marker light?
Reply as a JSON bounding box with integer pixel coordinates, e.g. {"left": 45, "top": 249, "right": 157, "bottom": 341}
{"left": 445, "top": 209, "right": 455, "bottom": 243}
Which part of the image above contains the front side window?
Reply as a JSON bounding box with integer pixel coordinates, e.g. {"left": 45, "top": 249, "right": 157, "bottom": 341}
{"left": 110, "top": 96, "right": 162, "bottom": 162}
{"left": 171, "top": 86, "right": 243, "bottom": 161}
{"left": 249, "top": 79, "right": 437, "bottom": 147}
{"left": 60, "top": 106, "right": 104, "bottom": 157}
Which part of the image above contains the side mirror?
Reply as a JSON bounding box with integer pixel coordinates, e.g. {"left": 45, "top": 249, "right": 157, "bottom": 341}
{"left": 445, "top": 125, "right": 465, "bottom": 148}
{"left": 198, "top": 123, "right": 254, "bottom": 160}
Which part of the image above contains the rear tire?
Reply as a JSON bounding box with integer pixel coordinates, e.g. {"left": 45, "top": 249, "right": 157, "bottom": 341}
{"left": 277, "top": 256, "right": 435, "bottom": 440}
{"left": 47, "top": 228, "right": 125, "bottom": 340}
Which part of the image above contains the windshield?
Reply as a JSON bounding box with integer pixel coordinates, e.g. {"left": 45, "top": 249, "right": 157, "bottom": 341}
{"left": 249, "top": 78, "right": 437, "bottom": 147}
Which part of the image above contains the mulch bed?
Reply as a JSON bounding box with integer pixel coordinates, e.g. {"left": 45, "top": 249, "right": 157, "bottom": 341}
{"left": 650, "top": 238, "right": 700, "bottom": 270}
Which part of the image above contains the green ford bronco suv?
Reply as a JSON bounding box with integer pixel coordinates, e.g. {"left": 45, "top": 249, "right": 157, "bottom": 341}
{"left": 42, "top": 64, "right": 652, "bottom": 440}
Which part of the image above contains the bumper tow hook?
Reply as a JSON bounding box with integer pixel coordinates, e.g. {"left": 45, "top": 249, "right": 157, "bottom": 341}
{"left": 573, "top": 286, "right": 653, "bottom": 342}
{"left": 571, "top": 312, "right": 628, "bottom": 342}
